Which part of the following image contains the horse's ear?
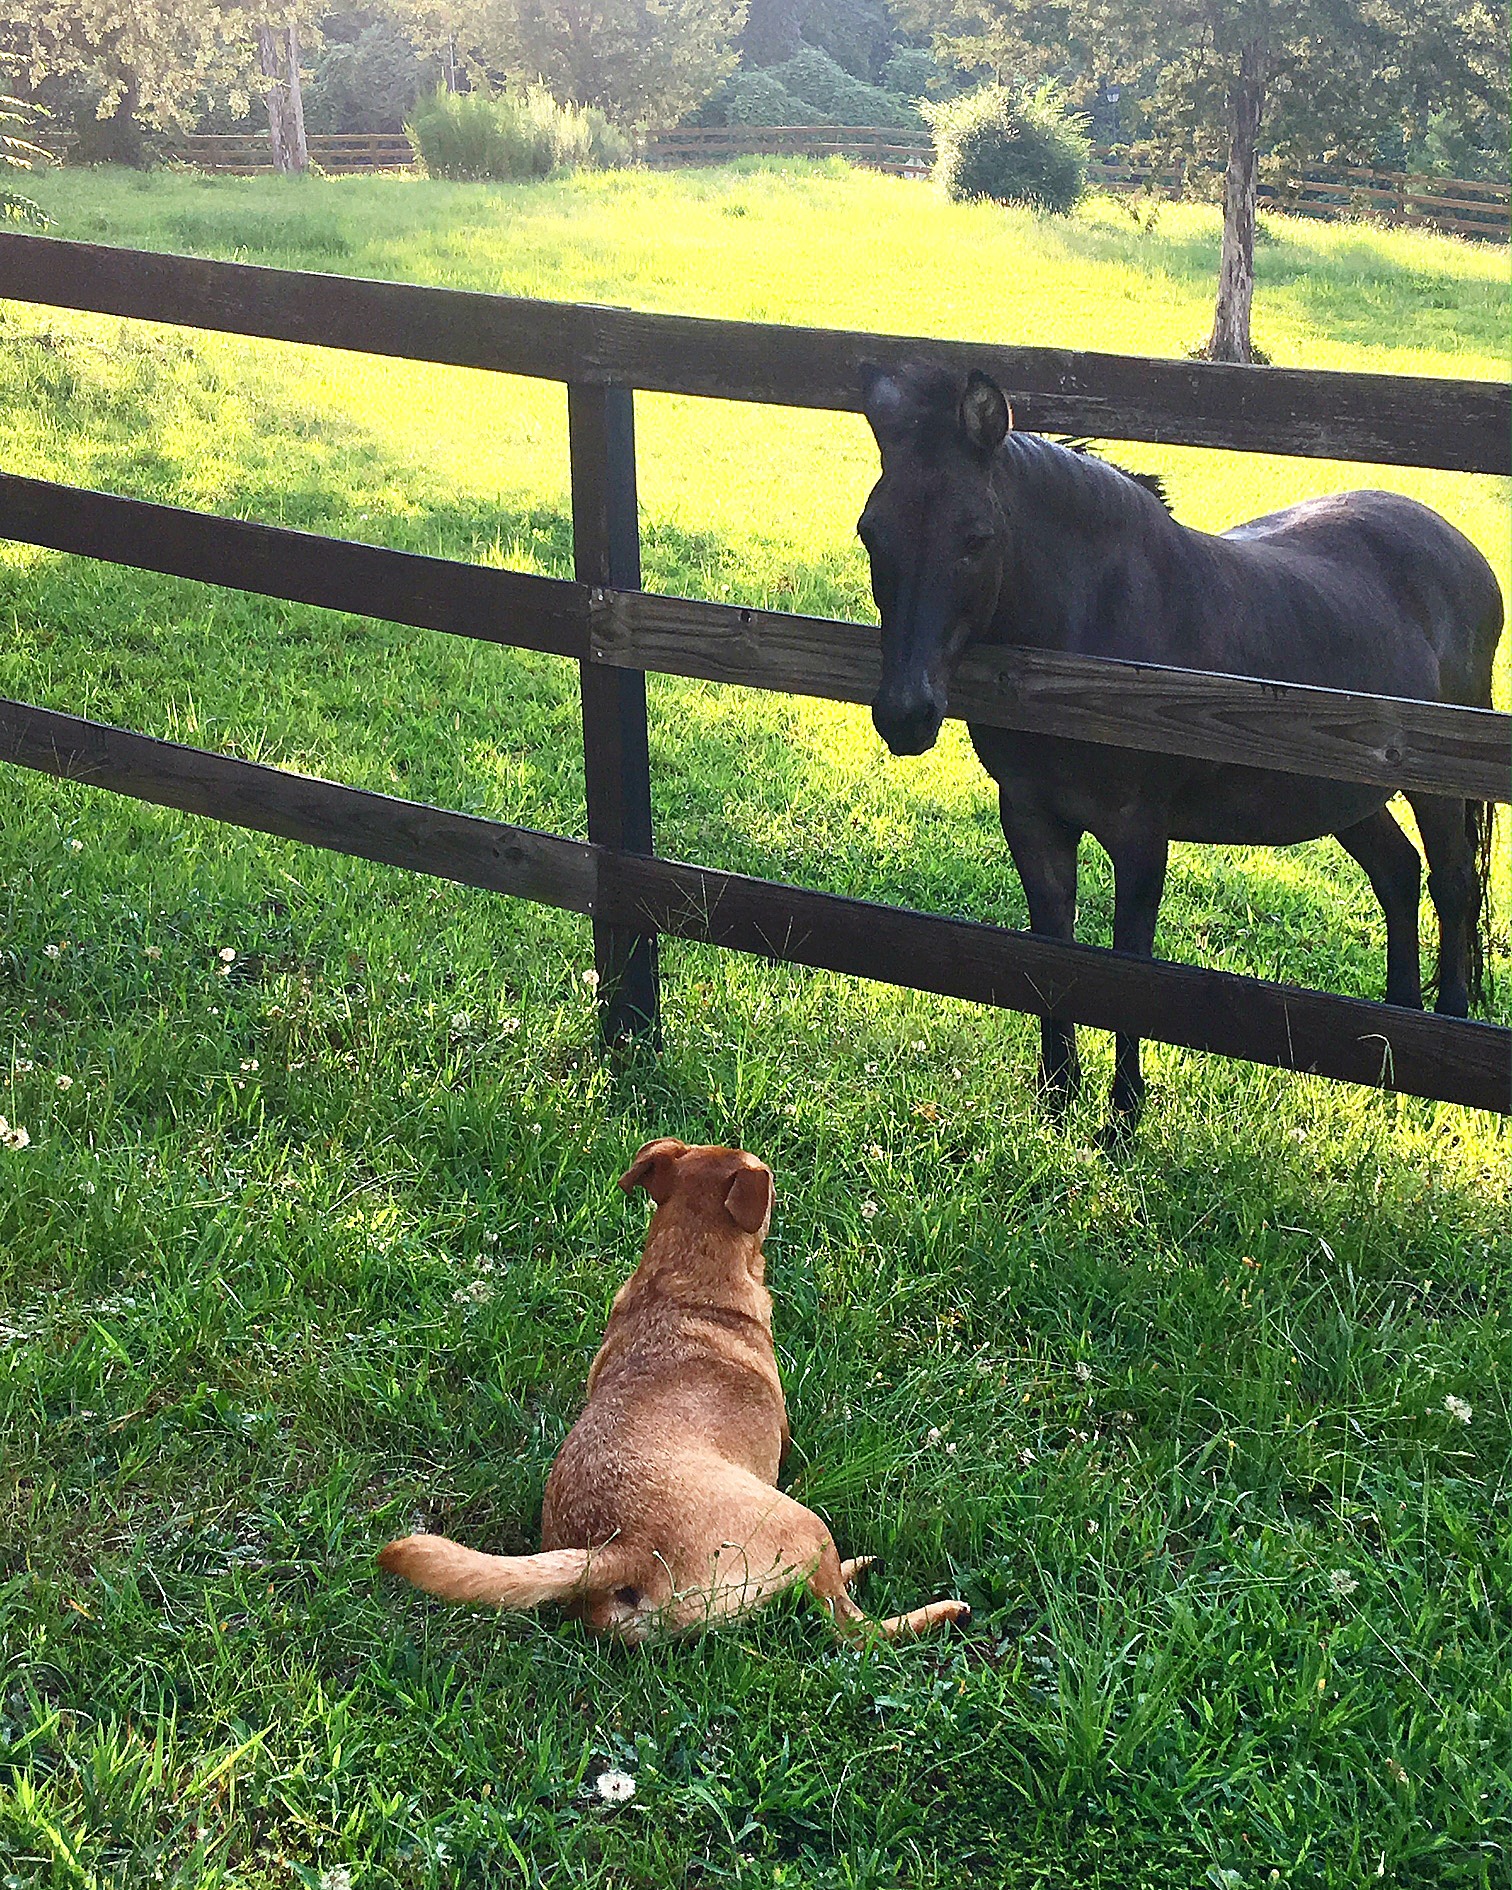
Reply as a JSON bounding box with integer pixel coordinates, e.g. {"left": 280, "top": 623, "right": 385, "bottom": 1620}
{"left": 960, "top": 371, "right": 1012, "bottom": 458}
{"left": 859, "top": 360, "right": 908, "bottom": 443}
{"left": 619, "top": 1137, "right": 687, "bottom": 1204}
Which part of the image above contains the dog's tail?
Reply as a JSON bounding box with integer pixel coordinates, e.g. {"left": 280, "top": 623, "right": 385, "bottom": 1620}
{"left": 378, "top": 1534, "right": 626, "bottom": 1609}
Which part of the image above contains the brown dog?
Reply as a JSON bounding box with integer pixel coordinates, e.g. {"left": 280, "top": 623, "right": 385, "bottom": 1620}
{"left": 378, "top": 1139, "right": 968, "bottom": 1642}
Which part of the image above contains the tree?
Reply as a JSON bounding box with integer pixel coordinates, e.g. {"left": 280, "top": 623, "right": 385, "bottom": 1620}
{"left": 6, "top": 1, "right": 323, "bottom": 171}
{"left": 473, "top": 0, "right": 746, "bottom": 122}
{"left": 916, "top": 0, "right": 1508, "bottom": 361}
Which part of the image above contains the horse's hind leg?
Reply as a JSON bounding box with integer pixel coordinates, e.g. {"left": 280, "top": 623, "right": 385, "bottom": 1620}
{"left": 1336, "top": 806, "right": 1424, "bottom": 1009}
{"left": 1406, "top": 793, "right": 1481, "bottom": 1016}
{"left": 999, "top": 793, "right": 1083, "bottom": 1105}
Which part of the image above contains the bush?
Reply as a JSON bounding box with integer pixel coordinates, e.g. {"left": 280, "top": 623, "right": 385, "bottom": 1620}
{"left": 927, "top": 81, "right": 1089, "bottom": 213}
{"left": 724, "top": 69, "right": 815, "bottom": 127}
{"left": 773, "top": 46, "right": 919, "bottom": 127}
{"left": 699, "top": 45, "right": 923, "bottom": 129}
{"left": 406, "top": 85, "right": 629, "bottom": 182}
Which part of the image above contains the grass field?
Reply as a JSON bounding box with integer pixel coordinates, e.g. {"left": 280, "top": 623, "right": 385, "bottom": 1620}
{"left": 0, "top": 162, "right": 1508, "bottom": 1889}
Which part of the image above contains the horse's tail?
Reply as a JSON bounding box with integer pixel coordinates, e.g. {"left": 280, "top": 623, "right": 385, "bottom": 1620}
{"left": 378, "top": 1535, "right": 627, "bottom": 1610}
{"left": 1467, "top": 798, "right": 1494, "bottom": 1009}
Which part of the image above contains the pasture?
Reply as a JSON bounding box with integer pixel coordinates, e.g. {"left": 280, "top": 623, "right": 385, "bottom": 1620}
{"left": 0, "top": 161, "right": 1508, "bottom": 1888}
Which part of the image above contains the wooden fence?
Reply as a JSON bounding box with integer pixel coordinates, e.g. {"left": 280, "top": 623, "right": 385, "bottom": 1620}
{"left": 644, "top": 127, "right": 1509, "bottom": 240}
{"left": 36, "top": 132, "right": 417, "bottom": 174}
{"left": 0, "top": 232, "right": 1507, "bottom": 1113}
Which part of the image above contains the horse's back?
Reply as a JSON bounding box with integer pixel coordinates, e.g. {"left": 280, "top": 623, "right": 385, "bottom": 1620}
{"left": 1218, "top": 489, "right": 1501, "bottom": 704}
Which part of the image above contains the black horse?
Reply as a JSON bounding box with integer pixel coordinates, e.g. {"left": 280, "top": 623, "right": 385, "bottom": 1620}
{"left": 856, "top": 362, "right": 1502, "bottom": 1132}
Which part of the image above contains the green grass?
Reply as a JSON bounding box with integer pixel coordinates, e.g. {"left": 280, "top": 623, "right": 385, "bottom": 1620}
{"left": 0, "top": 162, "right": 1507, "bottom": 1889}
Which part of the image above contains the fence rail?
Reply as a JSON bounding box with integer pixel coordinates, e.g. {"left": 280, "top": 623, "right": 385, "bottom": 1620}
{"left": 0, "top": 233, "right": 1507, "bottom": 1112}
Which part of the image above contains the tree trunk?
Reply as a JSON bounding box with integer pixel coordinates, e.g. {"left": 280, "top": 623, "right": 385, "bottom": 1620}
{"left": 258, "top": 20, "right": 309, "bottom": 174}
{"left": 76, "top": 68, "right": 144, "bottom": 167}
{"left": 1206, "top": 40, "right": 1265, "bottom": 364}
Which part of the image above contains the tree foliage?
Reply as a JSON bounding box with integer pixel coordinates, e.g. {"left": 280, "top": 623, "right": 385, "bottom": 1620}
{"left": 467, "top": 0, "right": 745, "bottom": 122}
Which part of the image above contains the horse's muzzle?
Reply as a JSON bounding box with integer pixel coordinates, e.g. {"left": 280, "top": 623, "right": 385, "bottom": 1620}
{"left": 872, "top": 688, "right": 945, "bottom": 757}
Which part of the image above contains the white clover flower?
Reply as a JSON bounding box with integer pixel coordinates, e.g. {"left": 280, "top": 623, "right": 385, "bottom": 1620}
{"left": 912, "top": 1039, "right": 927, "bottom": 1052}
{"left": 867, "top": 1143, "right": 883, "bottom": 1160}
{"left": 1075, "top": 1361, "right": 1092, "bottom": 1384}
{"left": 926, "top": 1427, "right": 942, "bottom": 1445}
{"left": 453, "top": 1279, "right": 495, "bottom": 1304}
{"left": 319, "top": 1869, "right": 354, "bottom": 1890}
{"left": 501, "top": 1017, "right": 521, "bottom": 1035}
{"left": 240, "top": 1059, "right": 259, "bottom": 1073}
{"left": 43, "top": 944, "right": 62, "bottom": 961}
{"left": 860, "top": 1199, "right": 879, "bottom": 1220}
{"left": 595, "top": 1769, "right": 635, "bottom": 1804}
{"left": 582, "top": 968, "right": 600, "bottom": 991}
{"left": 14, "top": 1059, "right": 33, "bottom": 1074}
{"left": 143, "top": 945, "right": 161, "bottom": 960}
{"left": 1, "top": 1123, "right": 30, "bottom": 1149}
{"left": 218, "top": 947, "right": 237, "bottom": 963}
{"left": 449, "top": 1011, "right": 472, "bottom": 1033}
{"left": 864, "top": 1061, "right": 878, "bottom": 1075}
{"left": 68, "top": 838, "right": 83, "bottom": 852}
{"left": 55, "top": 1074, "right": 73, "bottom": 1091}
{"left": 1444, "top": 1394, "right": 1472, "bottom": 1424}
{"left": 1327, "top": 1569, "right": 1358, "bottom": 1598}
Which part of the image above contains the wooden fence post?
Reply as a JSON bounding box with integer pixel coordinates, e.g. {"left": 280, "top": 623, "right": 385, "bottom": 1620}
{"left": 568, "top": 382, "right": 661, "bottom": 1047}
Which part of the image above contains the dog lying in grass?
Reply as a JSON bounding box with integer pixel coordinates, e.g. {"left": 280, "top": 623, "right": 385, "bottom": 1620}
{"left": 379, "top": 1138, "right": 969, "bottom": 1643}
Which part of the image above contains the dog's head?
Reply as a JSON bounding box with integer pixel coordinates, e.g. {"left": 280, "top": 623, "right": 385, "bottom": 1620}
{"left": 619, "top": 1138, "right": 774, "bottom": 1239}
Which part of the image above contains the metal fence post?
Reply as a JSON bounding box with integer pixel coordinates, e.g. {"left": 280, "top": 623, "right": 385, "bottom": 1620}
{"left": 568, "top": 381, "right": 661, "bottom": 1047}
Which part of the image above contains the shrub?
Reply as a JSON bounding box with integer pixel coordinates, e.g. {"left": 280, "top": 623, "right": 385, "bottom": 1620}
{"left": 724, "top": 70, "right": 815, "bottom": 127}
{"left": 927, "top": 81, "right": 1089, "bottom": 214}
{"left": 407, "top": 85, "right": 629, "bottom": 182}
{"left": 773, "top": 46, "right": 919, "bottom": 127}
{"left": 700, "top": 45, "right": 923, "bottom": 129}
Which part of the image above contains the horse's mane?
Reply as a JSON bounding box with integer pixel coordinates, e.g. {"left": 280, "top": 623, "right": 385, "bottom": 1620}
{"left": 1051, "top": 438, "right": 1173, "bottom": 514}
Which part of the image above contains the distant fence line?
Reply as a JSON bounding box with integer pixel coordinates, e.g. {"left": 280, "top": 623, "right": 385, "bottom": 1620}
{"left": 31, "top": 127, "right": 1508, "bottom": 238}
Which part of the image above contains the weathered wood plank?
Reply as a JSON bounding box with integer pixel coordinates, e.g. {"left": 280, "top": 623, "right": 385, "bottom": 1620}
{"left": 0, "top": 698, "right": 597, "bottom": 910}
{"left": 570, "top": 382, "right": 661, "bottom": 1043}
{"left": 0, "top": 473, "right": 590, "bottom": 660}
{"left": 599, "top": 852, "right": 1512, "bottom": 1113}
{"left": 2, "top": 235, "right": 1505, "bottom": 471}
{"left": 591, "top": 590, "right": 1512, "bottom": 804}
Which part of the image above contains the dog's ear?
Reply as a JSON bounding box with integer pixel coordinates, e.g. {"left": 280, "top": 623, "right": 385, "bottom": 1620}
{"left": 619, "top": 1137, "right": 687, "bottom": 1204}
{"left": 724, "top": 1162, "right": 773, "bottom": 1236}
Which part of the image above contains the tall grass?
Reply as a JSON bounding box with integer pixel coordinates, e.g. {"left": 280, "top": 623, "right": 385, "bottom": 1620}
{"left": 406, "top": 84, "right": 629, "bottom": 182}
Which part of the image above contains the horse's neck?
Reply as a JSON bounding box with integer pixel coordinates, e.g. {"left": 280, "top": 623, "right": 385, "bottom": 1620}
{"left": 988, "top": 439, "right": 1192, "bottom": 657}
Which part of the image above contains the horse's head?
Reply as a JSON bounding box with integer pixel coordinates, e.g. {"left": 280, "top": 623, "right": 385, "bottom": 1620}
{"left": 856, "top": 363, "right": 1011, "bottom": 757}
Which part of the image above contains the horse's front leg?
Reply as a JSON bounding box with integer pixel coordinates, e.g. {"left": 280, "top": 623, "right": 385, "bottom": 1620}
{"left": 1104, "top": 820, "right": 1170, "bottom": 1137}
{"left": 998, "top": 791, "right": 1084, "bottom": 1107}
